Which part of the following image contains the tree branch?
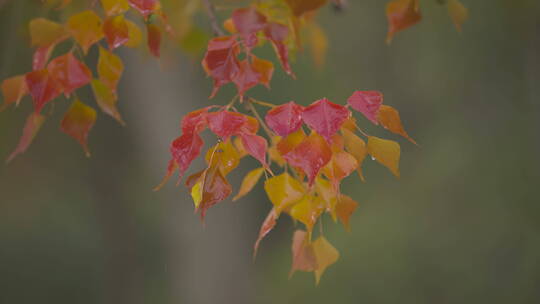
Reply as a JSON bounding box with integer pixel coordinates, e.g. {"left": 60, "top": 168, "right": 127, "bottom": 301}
{"left": 202, "top": 0, "right": 225, "bottom": 36}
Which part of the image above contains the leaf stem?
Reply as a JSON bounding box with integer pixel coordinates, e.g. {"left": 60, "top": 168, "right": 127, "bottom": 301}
{"left": 246, "top": 99, "right": 274, "bottom": 139}
{"left": 250, "top": 98, "right": 276, "bottom": 108}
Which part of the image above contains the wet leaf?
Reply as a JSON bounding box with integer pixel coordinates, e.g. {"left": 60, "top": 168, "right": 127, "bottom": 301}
{"left": 315, "top": 176, "right": 338, "bottom": 218}
{"left": 1, "top": 76, "right": 28, "bottom": 109}
{"left": 335, "top": 194, "right": 358, "bottom": 231}
{"left": 290, "top": 195, "right": 324, "bottom": 232}
{"left": 67, "top": 10, "right": 104, "bottom": 54}
{"left": 277, "top": 128, "right": 306, "bottom": 156}
{"left": 202, "top": 36, "right": 240, "bottom": 97}
{"left": 25, "top": 69, "right": 62, "bottom": 113}
{"left": 33, "top": 45, "right": 54, "bottom": 71}
{"left": 312, "top": 236, "right": 339, "bottom": 284}
{"left": 205, "top": 139, "right": 240, "bottom": 176}
{"left": 253, "top": 208, "right": 277, "bottom": 258}
{"left": 7, "top": 113, "right": 45, "bottom": 163}
{"left": 125, "top": 20, "right": 143, "bottom": 47}
{"left": 264, "top": 22, "right": 294, "bottom": 76}
{"left": 367, "top": 136, "right": 400, "bottom": 178}
{"left": 207, "top": 110, "right": 248, "bottom": 140}
{"left": 447, "top": 0, "right": 468, "bottom": 32}
{"left": 147, "top": 23, "right": 161, "bottom": 57}
{"left": 251, "top": 55, "right": 274, "bottom": 88}
{"left": 60, "top": 99, "right": 97, "bottom": 156}
{"left": 323, "top": 151, "right": 358, "bottom": 189}
{"left": 101, "top": 0, "right": 130, "bottom": 16}
{"left": 47, "top": 52, "right": 92, "bottom": 97}
{"left": 232, "top": 60, "right": 261, "bottom": 96}
{"left": 233, "top": 167, "right": 265, "bottom": 201}
{"left": 302, "top": 98, "right": 350, "bottom": 140}
{"left": 264, "top": 172, "right": 305, "bottom": 215}
{"left": 386, "top": 0, "right": 421, "bottom": 44}
{"left": 181, "top": 107, "right": 210, "bottom": 134}
{"left": 91, "top": 79, "right": 125, "bottom": 124}
{"left": 377, "top": 104, "right": 416, "bottom": 145}
{"left": 128, "top": 0, "right": 161, "bottom": 18}
{"left": 265, "top": 101, "right": 303, "bottom": 137}
{"left": 283, "top": 132, "right": 332, "bottom": 186}
{"left": 290, "top": 230, "right": 317, "bottom": 277}
{"left": 103, "top": 14, "right": 130, "bottom": 49}
{"left": 347, "top": 90, "right": 383, "bottom": 125}
{"left": 98, "top": 46, "right": 124, "bottom": 91}
{"left": 29, "top": 18, "right": 67, "bottom": 47}
{"left": 341, "top": 128, "right": 367, "bottom": 181}
{"left": 170, "top": 132, "right": 204, "bottom": 180}
{"left": 241, "top": 134, "right": 268, "bottom": 167}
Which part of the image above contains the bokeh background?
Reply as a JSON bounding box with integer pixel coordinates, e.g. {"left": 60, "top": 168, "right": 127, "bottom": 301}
{"left": 2, "top": 0, "right": 540, "bottom": 303}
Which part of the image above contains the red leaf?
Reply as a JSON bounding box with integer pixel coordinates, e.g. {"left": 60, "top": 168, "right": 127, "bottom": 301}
{"left": 241, "top": 133, "right": 268, "bottom": 167}
{"left": 265, "top": 101, "right": 304, "bottom": 137}
{"left": 232, "top": 60, "right": 260, "bottom": 96}
{"left": 25, "top": 69, "right": 62, "bottom": 113}
{"left": 128, "top": 0, "right": 160, "bottom": 18}
{"left": 6, "top": 112, "right": 45, "bottom": 163}
{"left": 283, "top": 132, "right": 332, "bottom": 186}
{"left": 302, "top": 98, "right": 350, "bottom": 141}
{"left": 264, "top": 22, "right": 294, "bottom": 76}
{"left": 253, "top": 208, "right": 277, "bottom": 258}
{"left": 347, "top": 90, "right": 383, "bottom": 125}
{"left": 103, "top": 15, "right": 130, "bottom": 50}
{"left": 169, "top": 132, "right": 204, "bottom": 180}
{"left": 47, "top": 52, "right": 92, "bottom": 97}
{"left": 147, "top": 23, "right": 161, "bottom": 57}
{"left": 60, "top": 99, "right": 97, "bottom": 157}
{"left": 232, "top": 7, "right": 267, "bottom": 48}
{"left": 181, "top": 107, "right": 211, "bottom": 134}
{"left": 202, "top": 36, "right": 240, "bottom": 98}
{"left": 33, "top": 45, "right": 54, "bottom": 71}
{"left": 207, "top": 110, "right": 247, "bottom": 140}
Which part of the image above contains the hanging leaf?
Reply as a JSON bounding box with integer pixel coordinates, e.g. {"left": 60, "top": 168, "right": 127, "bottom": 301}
{"left": 47, "top": 52, "right": 92, "bottom": 97}
{"left": 98, "top": 46, "right": 124, "bottom": 91}
{"left": 285, "top": 0, "right": 328, "bottom": 16}
{"left": 233, "top": 167, "right": 265, "bottom": 201}
{"left": 91, "top": 79, "right": 125, "bottom": 124}
{"left": 283, "top": 132, "right": 332, "bottom": 186}
{"left": 1, "top": 76, "right": 28, "bottom": 110}
{"left": 241, "top": 134, "right": 268, "bottom": 167}
{"left": 315, "top": 176, "right": 338, "bottom": 218}
{"left": 347, "top": 90, "right": 383, "bottom": 125}
{"left": 103, "top": 14, "right": 130, "bottom": 50}
{"left": 67, "top": 10, "right": 104, "bottom": 54}
{"left": 60, "top": 99, "right": 97, "bottom": 156}
{"left": 181, "top": 107, "right": 211, "bottom": 134}
{"left": 128, "top": 0, "right": 161, "bottom": 19}
{"left": 25, "top": 69, "right": 62, "bottom": 113}
{"left": 251, "top": 55, "right": 274, "bottom": 88}
{"left": 32, "top": 45, "right": 54, "bottom": 71}
{"left": 6, "top": 113, "right": 46, "bottom": 163}
{"left": 170, "top": 132, "right": 204, "bottom": 180}
{"left": 335, "top": 194, "right": 358, "bottom": 231}
{"left": 306, "top": 22, "right": 328, "bottom": 67}
{"left": 386, "top": 0, "right": 421, "bottom": 44}
{"left": 232, "top": 60, "right": 261, "bottom": 96}
{"left": 232, "top": 7, "right": 267, "bottom": 48}
{"left": 341, "top": 128, "right": 367, "bottom": 181}
{"left": 312, "top": 236, "right": 339, "bottom": 284}
{"left": 207, "top": 110, "right": 248, "bottom": 140}
{"left": 289, "top": 195, "right": 324, "bottom": 232}
{"left": 367, "top": 136, "right": 400, "bottom": 178}
{"left": 447, "top": 0, "right": 468, "bottom": 32}
{"left": 147, "top": 23, "right": 161, "bottom": 57}
{"left": 265, "top": 101, "right": 304, "bottom": 137}
{"left": 377, "top": 104, "right": 417, "bottom": 145}
{"left": 253, "top": 208, "right": 277, "bottom": 258}
{"left": 204, "top": 139, "right": 240, "bottom": 176}
{"left": 125, "top": 20, "right": 143, "bottom": 48}
{"left": 101, "top": 0, "right": 130, "bottom": 16}
{"left": 264, "top": 172, "right": 305, "bottom": 215}
{"left": 290, "top": 230, "right": 317, "bottom": 277}
{"left": 302, "top": 98, "right": 350, "bottom": 140}
{"left": 277, "top": 128, "right": 306, "bottom": 156}
{"left": 29, "top": 18, "right": 67, "bottom": 47}
{"left": 323, "top": 151, "right": 358, "bottom": 189}
{"left": 264, "top": 22, "right": 294, "bottom": 76}
{"left": 202, "top": 36, "right": 240, "bottom": 98}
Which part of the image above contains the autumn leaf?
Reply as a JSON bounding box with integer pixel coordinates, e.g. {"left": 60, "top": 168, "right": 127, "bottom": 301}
{"left": 386, "top": 0, "right": 422, "bottom": 44}
{"left": 323, "top": 150, "right": 358, "bottom": 189}
{"left": 283, "top": 132, "right": 332, "bottom": 186}
{"left": 91, "top": 79, "right": 125, "bottom": 125}
{"left": 167, "top": 132, "right": 204, "bottom": 182}
{"left": 207, "top": 110, "right": 248, "bottom": 140}
{"left": 335, "top": 194, "right": 358, "bottom": 231}
{"left": 1, "top": 76, "right": 28, "bottom": 110}
{"left": 232, "top": 60, "right": 262, "bottom": 96}
{"left": 240, "top": 134, "right": 268, "bottom": 167}
{"left": 312, "top": 236, "right": 339, "bottom": 284}
{"left": 285, "top": 0, "right": 328, "bottom": 16}
{"left": 367, "top": 136, "right": 400, "bottom": 178}
{"left": 347, "top": 90, "right": 383, "bottom": 125}
{"left": 251, "top": 55, "right": 274, "bottom": 88}
{"left": 377, "top": 104, "right": 417, "bottom": 145}
{"left": 103, "top": 15, "right": 130, "bottom": 50}
{"left": 181, "top": 107, "right": 211, "bottom": 134}
{"left": 341, "top": 128, "right": 367, "bottom": 181}
{"left": 125, "top": 20, "right": 143, "bottom": 47}
{"left": 306, "top": 22, "right": 328, "bottom": 67}
{"left": 302, "top": 98, "right": 350, "bottom": 141}
{"left": 264, "top": 22, "right": 294, "bottom": 76}
{"left": 253, "top": 208, "right": 277, "bottom": 258}
{"left": 25, "top": 69, "right": 62, "bottom": 113}
{"left": 47, "top": 52, "right": 92, "bottom": 97}
{"left": 265, "top": 101, "right": 304, "bottom": 137}
{"left": 232, "top": 7, "right": 267, "bottom": 48}
{"left": 101, "top": 0, "right": 130, "bottom": 16}
{"left": 67, "top": 10, "right": 104, "bottom": 54}
{"left": 447, "top": 0, "right": 468, "bottom": 32}
{"left": 128, "top": 0, "right": 161, "bottom": 18}
{"left": 233, "top": 167, "right": 264, "bottom": 201}
{"left": 33, "top": 46, "right": 54, "bottom": 71}
{"left": 147, "top": 23, "right": 161, "bottom": 57}
{"left": 202, "top": 36, "right": 240, "bottom": 98}
{"left": 289, "top": 195, "right": 324, "bottom": 232}
{"left": 98, "top": 46, "right": 124, "bottom": 91}
{"left": 290, "top": 230, "right": 317, "bottom": 277}
{"left": 264, "top": 172, "right": 305, "bottom": 215}
{"left": 60, "top": 99, "right": 97, "bottom": 157}
{"left": 6, "top": 113, "right": 46, "bottom": 163}
{"left": 204, "top": 139, "right": 240, "bottom": 176}
{"left": 29, "top": 18, "right": 67, "bottom": 47}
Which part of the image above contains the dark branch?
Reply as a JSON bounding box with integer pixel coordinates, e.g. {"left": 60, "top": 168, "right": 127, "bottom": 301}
{"left": 202, "top": 0, "right": 225, "bottom": 36}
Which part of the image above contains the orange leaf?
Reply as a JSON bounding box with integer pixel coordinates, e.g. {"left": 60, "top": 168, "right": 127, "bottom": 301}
{"left": 447, "top": 0, "right": 468, "bottom": 32}
{"left": 147, "top": 23, "right": 161, "bottom": 57}
{"left": 253, "top": 208, "right": 277, "bottom": 258}
{"left": 233, "top": 167, "right": 264, "bottom": 201}
{"left": 6, "top": 113, "right": 45, "bottom": 163}
{"left": 103, "top": 14, "right": 130, "bottom": 50}
{"left": 377, "top": 104, "right": 416, "bottom": 145}
{"left": 323, "top": 150, "right": 358, "bottom": 189}
{"left": 386, "top": 0, "right": 422, "bottom": 44}
{"left": 335, "top": 194, "right": 358, "bottom": 231}
{"left": 285, "top": 0, "right": 328, "bottom": 16}
{"left": 1, "top": 76, "right": 28, "bottom": 110}
{"left": 367, "top": 136, "right": 400, "bottom": 178}
{"left": 91, "top": 79, "right": 125, "bottom": 125}
{"left": 60, "top": 99, "right": 97, "bottom": 157}
{"left": 67, "top": 10, "right": 104, "bottom": 54}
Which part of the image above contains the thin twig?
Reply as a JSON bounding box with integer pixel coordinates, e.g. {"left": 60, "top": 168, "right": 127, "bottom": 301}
{"left": 202, "top": 0, "right": 225, "bottom": 36}
{"left": 246, "top": 99, "right": 274, "bottom": 139}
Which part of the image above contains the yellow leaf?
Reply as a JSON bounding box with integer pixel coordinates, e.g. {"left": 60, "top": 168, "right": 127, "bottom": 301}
{"left": 447, "top": 0, "right": 468, "bottom": 32}
{"left": 125, "top": 20, "right": 143, "bottom": 48}
{"left": 98, "top": 46, "right": 124, "bottom": 91}
{"left": 205, "top": 139, "right": 240, "bottom": 176}
{"left": 315, "top": 176, "right": 338, "bottom": 220}
{"left": 306, "top": 22, "right": 327, "bottom": 67}
{"left": 100, "top": 0, "right": 129, "bottom": 16}
{"left": 312, "top": 236, "right": 339, "bottom": 284}
{"left": 367, "top": 136, "right": 400, "bottom": 178}
{"left": 233, "top": 167, "right": 265, "bottom": 201}
{"left": 289, "top": 195, "right": 324, "bottom": 232}
{"left": 264, "top": 172, "right": 305, "bottom": 215}
{"left": 91, "top": 79, "right": 125, "bottom": 125}
{"left": 29, "top": 18, "right": 66, "bottom": 47}
{"left": 67, "top": 10, "right": 104, "bottom": 54}
{"left": 341, "top": 128, "right": 367, "bottom": 181}
{"left": 233, "top": 136, "right": 248, "bottom": 158}
{"left": 377, "top": 105, "right": 417, "bottom": 145}
{"left": 191, "top": 180, "right": 203, "bottom": 208}
{"left": 335, "top": 195, "right": 358, "bottom": 232}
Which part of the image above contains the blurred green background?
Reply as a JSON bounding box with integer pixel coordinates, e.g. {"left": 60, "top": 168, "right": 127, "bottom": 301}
{"left": 2, "top": 0, "right": 540, "bottom": 303}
